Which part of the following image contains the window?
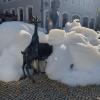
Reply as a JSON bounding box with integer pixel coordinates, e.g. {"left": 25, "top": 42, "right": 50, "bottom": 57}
{"left": 12, "top": 10, "right": 15, "bottom": 15}
{"left": 18, "top": 8, "right": 24, "bottom": 21}
{"left": 20, "top": 9, "right": 24, "bottom": 21}
{"left": 89, "top": 18, "right": 95, "bottom": 29}
{"left": 28, "top": 7, "right": 33, "bottom": 22}
{"left": 4, "top": 9, "right": 9, "bottom": 14}
{"left": 49, "top": 11, "right": 59, "bottom": 28}
{"left": 11, "top": 9, "right": 16, "bottom": 15}
{"left": 83, "top": 17, "right": 89, "bottom": 27}
{"left": 96, "top": 10, "right": 100, "bottom": 30}
{"left": 45, "top": 12, "right": 50, "bottom": 32}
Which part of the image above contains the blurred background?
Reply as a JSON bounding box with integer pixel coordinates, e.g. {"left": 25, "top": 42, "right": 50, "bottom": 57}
{"left": 0, "top": 0, "right": 100, "bottom": 31}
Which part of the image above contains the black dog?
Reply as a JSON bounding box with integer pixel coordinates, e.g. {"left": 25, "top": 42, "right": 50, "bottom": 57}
{"left": 21, "top": 16, "right": 40, "bottom": 81}
{"left": 21, "top": 16, "right": 53, "bottom": 81}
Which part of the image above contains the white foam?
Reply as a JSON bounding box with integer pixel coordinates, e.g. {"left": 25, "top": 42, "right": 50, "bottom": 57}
{"left": 46, "top": 28, "right": 100, "bottom": 86}
{"left": 0, "top": 21, "right": 46, "bottom": 82}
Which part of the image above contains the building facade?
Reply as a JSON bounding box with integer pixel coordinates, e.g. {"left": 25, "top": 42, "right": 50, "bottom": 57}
{"left": 0, "top": 0, "right": 42, "bottom": 22}
{"left": 45, "top": 0, "right": 100, "bottom": 30}
{"left": 59, "top": 0, "right": 100, "bottom": 29}
{"left": 0, "top": 0, "right": 100, "bottom": 30}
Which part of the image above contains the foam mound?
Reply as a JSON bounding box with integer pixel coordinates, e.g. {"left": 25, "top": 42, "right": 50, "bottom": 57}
{"left": 46, "top": 20, "right": 100, "bottom": 86}
{"left": 0, "top": 21, "right": 47, "bottom": 82}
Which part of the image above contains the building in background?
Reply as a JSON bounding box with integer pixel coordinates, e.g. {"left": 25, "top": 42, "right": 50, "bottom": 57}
{"left": 52, "top": 0, "right": 100, "bottom": 30}
{"left": 0, "top": 0, "right": 100, "bottom": 31}
{"left": 0, "top": 0, "right": 41, "bottom": 23}
{"left": 43, "top": 0, "right": 100, "bottom": 31}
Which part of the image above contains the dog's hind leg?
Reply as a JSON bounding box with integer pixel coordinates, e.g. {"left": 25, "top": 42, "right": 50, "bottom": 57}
{"left": 26, "top": 64, "right": 35, "bottom": 82}
{"left": 23, "top": 62, "right": 27, "bottom": 77}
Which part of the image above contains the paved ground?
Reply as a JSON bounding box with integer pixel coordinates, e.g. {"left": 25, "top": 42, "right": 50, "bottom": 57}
{"left": 0, "top": 74, "right": 100, "bottom": 100}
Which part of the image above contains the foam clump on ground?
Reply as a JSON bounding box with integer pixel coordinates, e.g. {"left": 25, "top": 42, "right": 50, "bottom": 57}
{"left": 64, "top": 19, "right": 81, "bottom": 32}
{"left": 46, "top": 19, "right": 100, "bottom": 86}
{"left": 0, "top": 21, "right": 47, "bottom": 82}
{"left": 48, "top": 29, "right": 66, "bottom": 45}
{"left": 64, "top": 19, "right": 100, "bottom": 45}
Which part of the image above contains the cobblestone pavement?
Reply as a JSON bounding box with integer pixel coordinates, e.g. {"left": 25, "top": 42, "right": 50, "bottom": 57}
{"left": 0, "top": 74, "right": 100, "bottom": 100}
